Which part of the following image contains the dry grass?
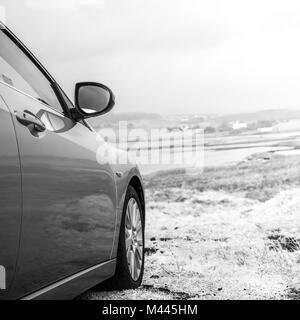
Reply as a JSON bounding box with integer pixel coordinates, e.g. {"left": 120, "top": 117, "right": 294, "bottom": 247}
{"left": 142, "top": 188, "right": 300, "bottom": 299}
{"left": 145, "top": 154, "right": 300, "bottom": 201}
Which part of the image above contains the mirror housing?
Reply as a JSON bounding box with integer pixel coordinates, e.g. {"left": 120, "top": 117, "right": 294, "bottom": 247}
{"left": 72, "top": 82, "right": 115, "bottom": 120}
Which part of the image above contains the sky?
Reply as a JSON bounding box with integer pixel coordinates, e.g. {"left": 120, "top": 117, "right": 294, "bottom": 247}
{"left": 1, "top": 0, "right": 300, "bottom": 114}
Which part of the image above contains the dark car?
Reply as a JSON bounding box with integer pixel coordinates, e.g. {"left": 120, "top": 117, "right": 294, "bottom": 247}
{"left": 0, "top": 21, "right": 145, "bottom": 300}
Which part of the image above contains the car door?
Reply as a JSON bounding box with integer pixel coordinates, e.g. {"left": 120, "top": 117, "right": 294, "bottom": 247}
{"left": 0, "top": 27, "right": 117, "bottom": 298}
{"left": 0, "top": 94, "right": 22, "bottom": 300}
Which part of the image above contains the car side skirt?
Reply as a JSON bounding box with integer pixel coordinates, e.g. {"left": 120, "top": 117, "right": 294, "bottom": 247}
{"left": 20, "top": 259, "right": 116, "bottom": 300}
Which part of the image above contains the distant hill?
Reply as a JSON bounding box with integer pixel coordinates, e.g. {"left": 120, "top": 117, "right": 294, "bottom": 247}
{"left": 88, "top": 112, "right": 163, "bottom": 129}
{"left": 217, "top": 109, "right": 300, "bottom": 122}
{"left": 98, "top": 109, "right": 300, "bottom": 123}
{"left": 89, "top": 109, "right": 300, "bottom": 131}
{"left": 98, "top": 112, "right": 162, "bottom": 122}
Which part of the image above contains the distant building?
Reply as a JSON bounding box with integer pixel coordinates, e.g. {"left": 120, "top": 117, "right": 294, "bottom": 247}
{"left": 257, "top": 127, "right": 273, "bottom": 133}
{"left": 231, "top": 121, "right": 247, "bottom": 130}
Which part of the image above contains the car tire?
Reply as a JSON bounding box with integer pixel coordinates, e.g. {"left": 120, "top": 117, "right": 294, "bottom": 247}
{"left": 110, "top": 185, "right": 145, "bottom": 289}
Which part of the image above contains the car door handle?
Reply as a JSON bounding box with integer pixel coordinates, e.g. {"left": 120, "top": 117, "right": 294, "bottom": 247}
{"left": 15, "top": 110, "right": 46, "bottom": 132}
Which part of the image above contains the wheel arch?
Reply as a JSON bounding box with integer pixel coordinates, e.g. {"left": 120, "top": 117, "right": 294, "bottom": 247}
{"left": 109, "top": 173, "right": 145, "bottom": 261}
{"left": 128, "top": 176, "right": 145, "bottom": 219}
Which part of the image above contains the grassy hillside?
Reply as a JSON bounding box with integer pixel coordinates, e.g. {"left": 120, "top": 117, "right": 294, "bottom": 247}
{"left": 145, "top": 154, "right": 300, "bottom": 202}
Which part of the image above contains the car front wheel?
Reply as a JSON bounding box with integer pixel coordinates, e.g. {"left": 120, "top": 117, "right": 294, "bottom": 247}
{"left": 112, "top": 185, "right": 145, "bottom": 289}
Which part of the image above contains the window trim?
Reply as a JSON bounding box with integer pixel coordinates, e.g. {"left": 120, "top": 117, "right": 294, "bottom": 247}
{"left": 0, "top": 25, "right": 72, "bottom": 117}
{"left": 0, "top": 77, "right": 57, "bottom": 110}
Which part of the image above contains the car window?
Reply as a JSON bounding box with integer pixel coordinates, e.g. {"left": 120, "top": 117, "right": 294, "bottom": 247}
{"left": 0, "top": 30, "right": 63, "bottom": 113}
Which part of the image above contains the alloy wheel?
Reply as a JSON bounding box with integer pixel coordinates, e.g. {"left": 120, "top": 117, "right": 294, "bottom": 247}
{"left": 125, "top": 198, "right": 143, "bottom": 281}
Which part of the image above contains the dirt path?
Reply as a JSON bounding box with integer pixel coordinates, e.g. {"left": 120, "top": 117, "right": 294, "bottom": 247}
{"left": 81, "top": 186, "right": 300, "bottom": 300}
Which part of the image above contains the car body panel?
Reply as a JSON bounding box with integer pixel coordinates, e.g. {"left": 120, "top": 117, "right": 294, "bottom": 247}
{"left": 0, "top": 94, "right": 22, "bottom": 300}
{"left": 0, "top": 81, "right": 117, "bottom": 298}
{"left": 21, "top": 259, "right": 116, "bottom": 300}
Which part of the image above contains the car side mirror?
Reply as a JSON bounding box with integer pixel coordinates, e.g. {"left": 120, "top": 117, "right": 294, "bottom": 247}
{"left": 72, "top": 82, "right": 115, "bottom": 120}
